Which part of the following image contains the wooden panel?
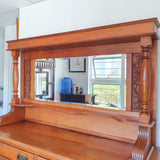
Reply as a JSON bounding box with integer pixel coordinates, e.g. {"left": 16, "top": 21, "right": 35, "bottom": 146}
{"left": 150, "top": 40, "right": 158, "bottom": 119}
{"left": 25, "top": 105, "right": 138, "bottom": 143}
{"left": 150, "top": 40, "right": 158, "bottom": 145}
{"left": 23, "top": 42, "right": 141, "bottom": 60}
{"left": 7, "top": 18, "right": 159, "bottom": 51}
{"left": 0, "top": 142, "right": 34, "bottom": 160}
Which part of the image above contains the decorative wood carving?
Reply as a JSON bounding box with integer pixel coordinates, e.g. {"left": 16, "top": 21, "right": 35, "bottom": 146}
{"left": 131, "top": 126, "right": 151, "bottom": 160}
{"left": 11, "top": 51, "right": 20, "bottom": 104}
{"left": 24, "top": 60, "right": 31, "bottom": 99}
{"left": 132, "top": 53, "right": 142, "bottom": 112}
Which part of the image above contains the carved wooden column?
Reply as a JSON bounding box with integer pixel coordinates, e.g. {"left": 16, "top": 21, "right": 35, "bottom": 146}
{"left": 11, "top": 50, "right": 20, "bottom": 104}
{"left": 139, "top": 36, "right": 152, "bottom": 123}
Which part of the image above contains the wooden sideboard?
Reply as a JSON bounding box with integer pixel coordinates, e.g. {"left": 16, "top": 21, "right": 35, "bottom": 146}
{"left": 0, "top": 18, "right": 159, "bottom": 160}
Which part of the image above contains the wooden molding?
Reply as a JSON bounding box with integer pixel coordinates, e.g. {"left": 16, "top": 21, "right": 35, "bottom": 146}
{"left": 7, "top": 18, "right": 159, "bottom": 51}
{"left": 131, "top": 126, "right": 151, "bottom": 160}
{"left": 23, "top": 42, "right": 141, "bottom": 60}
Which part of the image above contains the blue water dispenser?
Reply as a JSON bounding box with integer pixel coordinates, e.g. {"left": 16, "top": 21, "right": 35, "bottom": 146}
{"left": 60, "top": 77, "right": 73, "bottom": 94}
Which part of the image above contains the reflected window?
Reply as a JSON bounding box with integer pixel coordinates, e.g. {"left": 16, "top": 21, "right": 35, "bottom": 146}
{"left": 93, "top": 84, "right": 120, "bottom": 106}
{"left": 91, "top": 54, "right": 126, "bottom": 109}
{"left": 35, "top": 59, "right": 55, "bottom": 100}
{"left": 93, "top": 57, "right": 121, "bottom": 79}
{"left": 35, "top": 72, "right": 48, "bottom": 96}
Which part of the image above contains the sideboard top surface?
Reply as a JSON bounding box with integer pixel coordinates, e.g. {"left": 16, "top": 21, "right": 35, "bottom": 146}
{"left": 0, "top": 121, "right": 133, "bottom": 160}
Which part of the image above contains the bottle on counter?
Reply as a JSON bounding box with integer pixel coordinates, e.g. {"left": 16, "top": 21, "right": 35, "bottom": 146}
{"left": 76, "top": 87, "right": 79, "bottom": 94}
{"left": 73, "top": 84, "right": 76, "bottom": 94}
{"left": 79, "top": 87, "right": 83, "bottom": 94}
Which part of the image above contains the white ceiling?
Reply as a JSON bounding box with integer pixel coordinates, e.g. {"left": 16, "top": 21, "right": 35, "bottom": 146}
{"left": 0, "top": 0, "right": 46, "bottom": 27}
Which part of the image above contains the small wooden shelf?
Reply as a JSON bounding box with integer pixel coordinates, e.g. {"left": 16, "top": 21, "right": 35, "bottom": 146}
{"left": 9, "top": 103, "right": 34, "bottom": 107}
{"left": 8, "top": 102, "right": 156, "bottom": 128}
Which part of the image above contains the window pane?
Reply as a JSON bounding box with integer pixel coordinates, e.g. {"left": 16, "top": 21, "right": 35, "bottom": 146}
{"left": 93, "top": 84, "right": 120, "bottom": 107}
{"left": 94, "top": 58, "right": 121, "bottom": 79}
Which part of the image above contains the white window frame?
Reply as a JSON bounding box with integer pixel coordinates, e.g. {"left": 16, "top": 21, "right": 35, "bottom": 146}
{"left": 89, "top": 54, "right": 126, "bottom": 109}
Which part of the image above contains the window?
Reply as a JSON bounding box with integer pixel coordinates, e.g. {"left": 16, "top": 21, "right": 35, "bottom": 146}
{"left": 91, "top": 54, "right": 126, "bottom": 109}
{"left": 35, "top": 59, "right": 55, "bottom": 100}
{"left": 92, "top": 84, "right": 120, "bottom": 106}
{"left": 93, "top": 57, "right": 121, "bottom": 79}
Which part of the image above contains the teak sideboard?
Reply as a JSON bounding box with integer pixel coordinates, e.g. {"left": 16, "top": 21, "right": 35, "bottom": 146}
{"left": 0, "top": 18, "right": 159, "bottom": 160}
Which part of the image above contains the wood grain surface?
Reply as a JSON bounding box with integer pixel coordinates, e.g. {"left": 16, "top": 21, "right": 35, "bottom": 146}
{"left": 0, "top": 121, "right": 133, "bottom": 160}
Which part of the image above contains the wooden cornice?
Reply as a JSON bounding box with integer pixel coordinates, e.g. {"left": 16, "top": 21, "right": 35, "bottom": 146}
{"left": 7, "top": 18, "right": 159, "bottom": 51}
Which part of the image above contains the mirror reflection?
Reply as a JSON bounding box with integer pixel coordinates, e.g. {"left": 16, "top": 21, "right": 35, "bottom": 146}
{"left": 35, "top": 54, "right": 127, "bottom": 110}
{"left": 35, "top": 72, "right": 48, "bottom": 98}
{"left": 35, "top": 59, "right": 55, "bottom": 100}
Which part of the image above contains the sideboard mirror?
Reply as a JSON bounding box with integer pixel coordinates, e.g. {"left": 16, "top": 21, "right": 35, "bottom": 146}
{"left": 33, "top": 53, "right": 132, "bottom": 111}
{"left": 8, "top": 18, "right": 158, "bottom": 114}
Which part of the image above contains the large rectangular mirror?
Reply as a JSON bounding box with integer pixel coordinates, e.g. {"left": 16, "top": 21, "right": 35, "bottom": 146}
{"left": 34, "top": 54, "right": 127, "bottom": 110}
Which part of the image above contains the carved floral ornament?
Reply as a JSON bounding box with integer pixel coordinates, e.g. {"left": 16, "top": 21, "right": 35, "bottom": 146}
{"left": 132, "top": 53, "right": 142, "bottom": 111}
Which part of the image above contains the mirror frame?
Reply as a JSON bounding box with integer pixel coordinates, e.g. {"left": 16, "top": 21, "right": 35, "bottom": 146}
{"left": 7, "top": 18, "right": 159, "bottom": 115}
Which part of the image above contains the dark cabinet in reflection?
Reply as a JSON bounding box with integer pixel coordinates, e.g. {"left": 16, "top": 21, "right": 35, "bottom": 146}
{"left": 60, "top": 93, "right": 96, "bottom": 104}
{"left": 60, "top": 93, "right": 86, "bottom": 103}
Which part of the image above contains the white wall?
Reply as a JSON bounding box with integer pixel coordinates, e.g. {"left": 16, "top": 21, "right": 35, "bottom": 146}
{"left": 54, "top": 58, "right": 66, "bottom": 101}
{"left": 54, "top": 58, "right": 89, "bottom": 101}
{"left": 2, "top": 25, "right": 16, "bottom": 115}
{"left": 64, "top": 57, "right": 89, "bottom": 94}
{"left": 0, "top": 10, "right": 19, "bottom": 27}
{"left": 19, "top": 0, "right": 160, "bottom": 39}
{"left": 0, "top": 27, "right": 5, "bottom": 111}
{"left": 19, "top": 0, "right": 160, "bottom": 146}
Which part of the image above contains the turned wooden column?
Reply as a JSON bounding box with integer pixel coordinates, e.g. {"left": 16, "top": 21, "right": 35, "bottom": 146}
{"left": 139, "top": 36, "right": 152, "bottom": 123}
{"left": 11, "top": 50, "right": 20, "bottom": 104}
